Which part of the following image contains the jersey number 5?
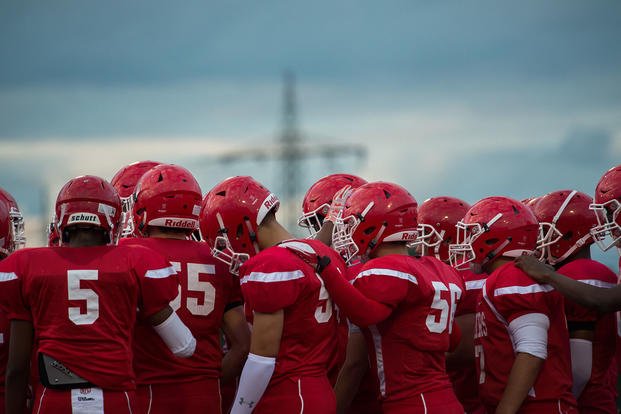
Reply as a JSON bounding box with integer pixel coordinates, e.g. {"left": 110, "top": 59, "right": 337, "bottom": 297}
{"left": 67, "top": 270, "right": 99, "bottom": 325}
{"left": 425, "top": 281, "right": 462, "bottom": 334}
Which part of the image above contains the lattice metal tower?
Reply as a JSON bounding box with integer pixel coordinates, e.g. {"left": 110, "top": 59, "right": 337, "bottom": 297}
{"left": 214, "top": 72, "right": 366, "bottom": 231}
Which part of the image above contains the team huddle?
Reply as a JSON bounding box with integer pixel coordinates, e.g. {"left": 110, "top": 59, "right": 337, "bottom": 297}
{"left": 0, "top": 161, "right": 620, "bottom": 414}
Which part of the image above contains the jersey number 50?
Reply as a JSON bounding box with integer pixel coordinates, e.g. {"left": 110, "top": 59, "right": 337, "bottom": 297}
{"left": 425, "top": 281, "right": 462, "bottom": 334}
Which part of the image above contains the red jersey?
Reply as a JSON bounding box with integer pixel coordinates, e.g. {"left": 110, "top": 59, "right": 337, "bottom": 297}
{"left": 475, "top": 262, "right": 575, "bottom": 410}
{"left": 353, "top": 255, "right": 465, "bottom": 404}
{"left": 0, "top": 245, "right": 178, "bottom": 390}
{"left": 239, "top": 239, "right": 345, "bottom": 382}
{"left": 448, "top": 269, "right": 486, "bottom": 413}
{"left": 0, "top": 309, "right": 8, "bottom": 397}
{"left": 121, "top": 237, "right": 242, "bottom": 385}
{"left": 558, "top": 259, "right": 618, "bottom": 413}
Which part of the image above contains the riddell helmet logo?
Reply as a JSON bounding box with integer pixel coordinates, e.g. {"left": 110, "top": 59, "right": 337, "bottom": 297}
{"left": 402, "top": 232, "right": 417, "bottom": 241}
{"left": 264, "top": 194, "right": 278, "bottom": 210}
{"left": 149, "top": 217, "right": 198, "bottom": 229}
{"left": 68, "top": 213, "right": 100, "bottom": 225}
{"left": 164, "top": 219, "right": 195, "bottom": 228}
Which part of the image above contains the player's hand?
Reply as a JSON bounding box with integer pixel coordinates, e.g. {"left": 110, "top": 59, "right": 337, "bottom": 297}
{"left": 325, "top": 185, "right": 354, "bottom": 224}
{"left": 514, "top": 254, "right": 555, "bottom": 283}
{"left": 280, "top": 241, "right": 332, "bottom": 274}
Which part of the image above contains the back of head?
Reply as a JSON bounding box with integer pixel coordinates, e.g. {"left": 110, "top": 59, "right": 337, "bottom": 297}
{"left": 132, "top": 164, "right": 202, "bottom": 238}
{"left": 0, "top": 187, "right": 26, "bottom": 250}
{"left": 412, "top": 196, "right": 471, "bottom": 263}
{"left": 199, "top": 176, "right": 279, "bottom": 273}
{"left": 591, "top": 164, "right": 621, "bottom": 251}
{"left": 533, "top": 190, "right": 596, "bottom": 265}
{"left": 332, "top": 181, "right": 418, "bottom": 264}
{"left": 55, "top": 175, "right": 122, "bottom": 246}
{"left": 298, "top": 173, "right": 367, "bottom": 236}
{"left": 449, "top": 196, "right": 539, "bottom": 270}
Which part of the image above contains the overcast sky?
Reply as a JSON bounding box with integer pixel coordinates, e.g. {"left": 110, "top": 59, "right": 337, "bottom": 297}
{"left": 1, "top": 1, "right": 620, "bottom": 262}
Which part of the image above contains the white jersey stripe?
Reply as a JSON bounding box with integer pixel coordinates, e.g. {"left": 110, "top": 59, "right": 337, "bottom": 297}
{"left": 145, "top": 266, "right": 177, "bottom": 279}
{"left": 369, "top": 325, "right": 387, "bottom": 398}
{"left": 241, "top": 270, "right": 305, "bottom": 285}
{"left": 577, "top": 279, "right": 616, "bottom": 289}
{"left": 465, "top": 279, "right": 486, "bottom": 290}
{"left": 494, "top": 283, "right": 554, "bottom": 297}
{"left": 0, "top": 272, "right": 17, "bottom": 282}
{"left": 355, "top": 268, "right": 418, "bottom": 285}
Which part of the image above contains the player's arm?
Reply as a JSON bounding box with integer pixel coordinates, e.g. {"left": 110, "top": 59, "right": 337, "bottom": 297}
{"left": 6, "top": 320, "right": 33, "bottom": 414}
{"left": 148, "top": 305, "right": 196, "bottom": 358}
{"left": 495, "top": 312, "right": 549, "bottom": 414}
{"left": 335, "top": 329, "right": 369, "bottom": 414}
{"left": 446, "top": 313, "right": 474, "bottom": 369}
{"left": 495, "top": 352, "right": 544, "bottom": 414}
{"left": 231, "top": 310, "right": 283, "bottom": 414}
{"left": 220, "top": 305, "right": 251, "bottom": 383}
{"left": 314, "top": 221, "right": 334, "bottom": 246}
{"left": 319, "top": 263, "right": 393, "bottom": 327}
{"left": 515, "top": 255, "right": 621, "bottom": 313}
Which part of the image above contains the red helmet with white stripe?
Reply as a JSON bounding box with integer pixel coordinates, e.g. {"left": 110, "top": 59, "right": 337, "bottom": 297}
{"left": 411, "top": 196, "right": 471, "bottom": 263}
{"left": 332, "top": 181, "right": 418, "bottom": 264}
{"left": 199, "top": 176, "right": 280, "bottom": 273}
{"left": 132, "top": 164, "right": 202, "bottom": 237}
{"left": 449, "top": 197, "right": 539, "bottom": 269}
{"left": 298, "top": 173, "right": 367, "bottom": 236}
{"left": 533, "top": 190, "right": 596, "bottom": 265}
{"left": 590, "top": 164, "right": 621, "bottom": 251}
{"left": 55, "top": 175, "right": 122, "bottom": 245}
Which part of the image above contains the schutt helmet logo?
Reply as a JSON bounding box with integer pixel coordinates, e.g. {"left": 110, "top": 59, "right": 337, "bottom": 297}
{"left": 68, "top": 213, "right": 100, "bottom": 224}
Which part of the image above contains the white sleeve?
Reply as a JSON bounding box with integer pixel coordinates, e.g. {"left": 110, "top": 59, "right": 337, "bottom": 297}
{"left": 230, "top": 353, "right": 276, "bottom": 414}
{"left": 152, "top": 311, "right": 196, "bottom": 358}
{"left": 570, "top": 338, "right": 593, "bottom": 398}
{"left": 508, "top": 313, "right": 549, "bottom": 359}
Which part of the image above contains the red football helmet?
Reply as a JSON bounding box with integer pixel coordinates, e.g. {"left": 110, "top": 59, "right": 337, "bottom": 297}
{"left": 332, "top": 181, "right": 418, "bottom": 264}
{"left": 0, "top": 187, "right": 26, "bottom": 251}
{"left": 590, "top": 164, "right": 621, "bottom": 251}
{"left": 55, "top": 175, "right": 122, "bottom": 245}
{"left": 47, "top": 214, "right": 61, "bottom": 247}
{"left": 199, "top": 176, "right": 280, "bottom": 274}
{"left": 298, "top": 173, "right": 367, "bottom": 236}
{"left": 110, "top": 160, "right": 161, "bottom": 237}
{"left": 411, "top": 196, "right": 471, "bottom": 263}
{"left": 449, "top": 197, "right": 539, "bottom": 269}
{"left": 533, "top": 190, "right": 596, "bottom": 265}
{"left": 132, "top": 164, "right": 202, "bottom": 237}
{"left": 0, "top": 202, "right": 12, "bottom": 257}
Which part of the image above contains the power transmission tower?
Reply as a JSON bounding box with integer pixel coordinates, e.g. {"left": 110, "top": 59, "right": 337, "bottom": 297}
{"left": 214, "top": 71, "right": 367, "bottom": 231}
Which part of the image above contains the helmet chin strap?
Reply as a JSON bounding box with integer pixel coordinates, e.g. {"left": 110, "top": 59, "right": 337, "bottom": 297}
{"left": 364, "top": 222, "right": 387, "bottom": 259}
{"left": 481, "top": 238, "right": 512, "bottom": 267}
{"left": 548, "top": 232, "right": 593, "bottom": 265}
{"left": 433, "top": 229, "right": 445, "bottom": 261}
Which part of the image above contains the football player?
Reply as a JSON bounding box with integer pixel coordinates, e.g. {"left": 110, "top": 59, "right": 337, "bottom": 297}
{"left": 0, "top": 188, "right": 26, "bottom": 251}
{"left": 200, "top": 176, "right": 347, "bottom": 414}
{"left": 0, "top": 190, "right": 25, "bottom": 413}
{"left": 298, "top": 174, "right": 380, "bottom": 414}
{"left": 413, "top": 196, "right": 485, "bottom": 414}
{"left": 516, "top": 164, "right": 621, "bottom": 312}
{"left": 451, "top": 196, "right": 577, "bottom": 413}
{"left": 314, "top": 182, "right": 465, "bottom": 413}
{"left": 0, "top": 175, "right": 196, "bottom": 414}
{"left": 110, "top": 160, "right": 161, "bottom": 237}
{"left": 531, "top": 190, "right": 617, "bottom": 413}
{"left": 123, "top": 164, "right": 250, "bottom": 414}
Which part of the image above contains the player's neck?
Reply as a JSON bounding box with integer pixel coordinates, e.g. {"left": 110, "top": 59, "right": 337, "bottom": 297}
{"left": 372, "top": 242, "right": 408, "bottom": 258}
{"left": 553, "top": 246, "right": 591, "bottom": 268}
{"left": 146, "top": 227, "right": 188, "bottom": 240}
{"left": 257, "top": 220, "right": 293, "bottom": 250}
{"left": 484, "top": 257, "right": 512, "bottom": 274}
